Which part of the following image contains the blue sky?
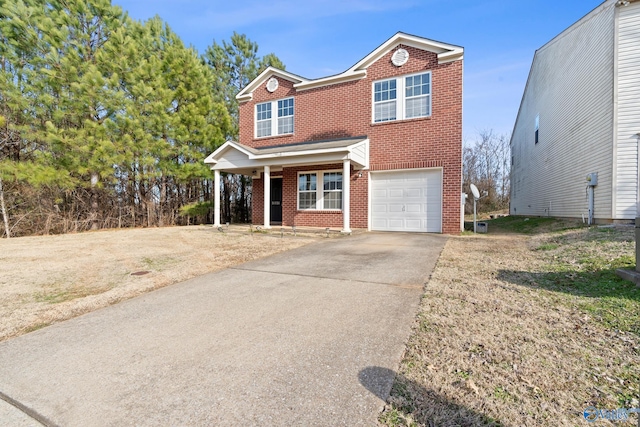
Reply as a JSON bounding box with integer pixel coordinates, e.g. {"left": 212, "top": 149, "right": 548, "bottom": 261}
{"left": 113, "top": 0, "right": 603, "bottom": 143}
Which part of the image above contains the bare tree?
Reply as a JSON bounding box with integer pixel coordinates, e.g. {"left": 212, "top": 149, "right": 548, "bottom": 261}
{"left": 463, "top": 129, "right": 511, "bottom": 214}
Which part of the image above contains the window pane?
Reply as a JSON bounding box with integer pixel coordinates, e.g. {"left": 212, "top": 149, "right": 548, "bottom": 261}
{"left": 323, "top": 172, "right": 342, "bottom": 190}
{"left": 298, "top": 173, "right": 317, "bottom": 210}
{"left": 374, "top": 78, "right": 397, "bottom": 123}
{"left": 257, "top": 120, "right": 271, "bottom": 137}
{"left": 299, "top": 173, "right": 317, "bottom": 191}
{"left": 299, "top": 192, "right": 317, "bottom": 210}
{"left": 256, "top": 102, "right": 272, "bottom": 137}
{"left": 374, "top": 100, "right": 397, "bottom": 122}
{"left": 278, "top": 116, "right": 294, "bottom": 134}
{"left": 404, "top": 73, "right": 431, "bottom": 119}
{"left": 406, "top": 96, "right": 429, "bottom": 118}
{"left": 278, "top": 98, "right": 294, "bottom": 117}
{"left": 256, "top": 102, "right": 271, "bottom": 120}
{"left": 323, "top": 191, "right": 342, "bottom": 210}
{"left": 406, "top": 73, "right": 430, "bottom": 98}
{"left": 322, "top": 172, "right": 342, "bottom": 209}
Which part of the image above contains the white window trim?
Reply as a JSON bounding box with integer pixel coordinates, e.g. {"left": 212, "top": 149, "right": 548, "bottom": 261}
{"left": 297, "top": 169, "right": 343, "bottom": 211}
{"left": 255, "top": 97, "right": 294, "bottom": 138}
{"left": 371, "top": 71, "right": 432, "bottom": 123}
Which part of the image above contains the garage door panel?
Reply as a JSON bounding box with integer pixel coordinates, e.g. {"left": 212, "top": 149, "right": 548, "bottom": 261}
{"left": 406, "top": 220, "right": 422, "bottom": 229}
{"left": 405, "top": 188, "right": 421, "bottom": 198}
{"left": 406, "top": 203, "right": 422, "bottom": 213}
{"left": 388, "top": 219, "right": 403, "bottom": 228}
{"left": 371, "top": 169, "right": 442, "bottom": 233}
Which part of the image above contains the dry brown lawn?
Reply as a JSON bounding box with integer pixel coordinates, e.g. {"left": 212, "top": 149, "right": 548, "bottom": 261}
{"left": 0, "top": 225, "right": 318, "bottom": 342}
{"left": 381, "top": 221, "right": 640, "bottom": 426}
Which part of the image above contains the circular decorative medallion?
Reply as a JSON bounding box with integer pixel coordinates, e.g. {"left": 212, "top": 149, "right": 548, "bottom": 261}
{"left": 266, "top": 77, "right": 279, "bottom": 92}
{"left": 391, "top": 48, "right": 409, "bottom": 67}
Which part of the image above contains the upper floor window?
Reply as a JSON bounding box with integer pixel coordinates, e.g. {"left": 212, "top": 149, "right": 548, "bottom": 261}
{"left": 374, "top": 79, "right": 397, "bottom": 122}
{"left": 373, "top": 71, "right": 431, "bottom": 123}
{"left": 256, "top": 103, "right": 272, "bottom": 138}
{"left": 255, "top": 97, "right": 294, "bottom": 138}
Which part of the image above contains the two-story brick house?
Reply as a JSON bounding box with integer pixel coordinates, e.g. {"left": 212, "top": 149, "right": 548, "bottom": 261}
{"left": 205, "top": 32, "right": 463, "bottom": 234}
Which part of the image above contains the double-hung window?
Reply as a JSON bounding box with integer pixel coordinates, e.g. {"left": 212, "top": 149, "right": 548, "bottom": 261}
{"left": 373, "top": 71, "right": 431, "bottom": 123}
{"left": 405, "top": 73, "right": 430, "bottom": 118}
{"left": 298, "top": 171, "right": 343, "bottom": 210}
{"left": 255, "top": 97, "right": 294, "bottom": 138}
{"left": 373, "top": 79, "right": 397, "bottom": 122}
{"left": 256, "top": 103, "right": 272, "bottom": 137}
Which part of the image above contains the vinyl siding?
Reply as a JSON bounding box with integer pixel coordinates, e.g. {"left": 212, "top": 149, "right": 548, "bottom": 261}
{"left": 615, "top": 1, "right": 640, "bottom": 219}
{"left": 510, "top": 2, "right": 615, "bottom": 219}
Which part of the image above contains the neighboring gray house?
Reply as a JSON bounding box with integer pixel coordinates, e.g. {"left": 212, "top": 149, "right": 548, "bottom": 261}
{"left": 510, "top": 0, "right": 640, "bottom": 222}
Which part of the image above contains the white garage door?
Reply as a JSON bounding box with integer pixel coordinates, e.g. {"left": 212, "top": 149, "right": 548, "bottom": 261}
{"left": 370, "top": 169, "right": 442, "bottom": 232}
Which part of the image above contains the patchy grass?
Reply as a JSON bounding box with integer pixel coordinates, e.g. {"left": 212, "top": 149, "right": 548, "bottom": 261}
{"left": 380, "top": 218, "right": 640, "bottom": 426}
{"left": 535, "top": 243, "right": 559, "bottom": 251}
{"left": 0, "top": 225, "right": 320, "bottom": 342}
{"left": 528, "top": 226, "right": 639, "bottom": 336}
{"left": 34, "top": 287, "right": 104, "bottom": 304}
{"left": 488, "top": 215, "right": 582, "bottom": 234}
{"left": 22, "top": 322, "right": 52, "bottom": 334}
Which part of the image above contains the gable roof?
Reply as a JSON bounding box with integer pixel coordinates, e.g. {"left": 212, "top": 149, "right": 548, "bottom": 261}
{"left": 236, "top": 68, "right": 308, "bottom": 102}
{"left": 236, "top": 32, "right": 463, "bottom": 101}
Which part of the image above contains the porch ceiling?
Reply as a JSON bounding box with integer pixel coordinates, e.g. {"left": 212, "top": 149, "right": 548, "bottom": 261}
{"left": 204, "top": 136, "right": 369, "bottom": 175}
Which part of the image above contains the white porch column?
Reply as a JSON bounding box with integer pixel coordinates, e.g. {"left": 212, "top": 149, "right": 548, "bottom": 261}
{"left": 214, "top": 170, "right": 221, "bottom": 227}
{"left": 342, "top": 159, "right": 351, "bottom": 233}
{"left": 263, "top": 165, "right": 271, "bottom": 229}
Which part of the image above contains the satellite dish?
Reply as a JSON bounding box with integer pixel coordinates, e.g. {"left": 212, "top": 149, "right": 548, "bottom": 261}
{"left": 470, "top": 184, "right": 480, "bottom": 200}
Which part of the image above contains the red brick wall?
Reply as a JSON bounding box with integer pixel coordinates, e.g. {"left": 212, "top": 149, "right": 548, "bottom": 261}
{"left": 241, "top": 44, "right": 462, "bottom": 234}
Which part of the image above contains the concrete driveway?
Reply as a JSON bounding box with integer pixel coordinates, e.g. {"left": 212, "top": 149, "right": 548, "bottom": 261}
{"left": 0, "top": 232, "right": 446, "bottom": 426}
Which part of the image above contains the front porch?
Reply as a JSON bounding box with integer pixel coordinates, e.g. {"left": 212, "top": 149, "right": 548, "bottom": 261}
{"left": 204, "top": 137, "right": 370, "bottom": 233}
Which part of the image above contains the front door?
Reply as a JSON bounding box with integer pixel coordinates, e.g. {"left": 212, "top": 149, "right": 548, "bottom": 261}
{"left": 270, "top": 178, "right": 283, "bottom": 223}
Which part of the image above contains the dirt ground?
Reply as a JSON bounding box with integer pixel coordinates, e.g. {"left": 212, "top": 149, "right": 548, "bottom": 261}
{"left": 381, "top": 224, "right": 640, "bottom": 426}
{"left": 0, "top": 225, "right": 318, "bottom": 342}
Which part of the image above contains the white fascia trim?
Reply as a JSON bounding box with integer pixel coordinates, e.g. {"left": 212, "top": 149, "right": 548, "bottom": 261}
{"left": 294, "top": 33, "right": 463, "bottom": 91}
{"left": 254, "top": 139, "right": 369, "bottom": 165}
{"left": 437, "top": 49, "right": 464, "bottom": 64}
{"left": 207, "top": 139, "right": 370, "bottom": 169}
{"left": 204, "top": 140, "right": 254, "bottom": 165}
{"left": 236, "top": 67, "right": 308, "bottom": 102}
{"left": 349, "top": 32, "right": 464, "bottom": 71}
{"left": 294, "top": 70, "right": 367, "bottom": 91}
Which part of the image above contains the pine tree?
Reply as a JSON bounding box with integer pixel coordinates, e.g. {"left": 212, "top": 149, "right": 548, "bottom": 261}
{"left": 203, "top": 33, "right": 285, "bottom": 222}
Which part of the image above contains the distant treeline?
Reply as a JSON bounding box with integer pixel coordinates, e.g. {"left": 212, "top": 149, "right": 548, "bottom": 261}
{"left": 0, "top": 0, "right": 283, "bottom": 237}
{"left": 463, "top": 130, "right": 511, "bottom": 214}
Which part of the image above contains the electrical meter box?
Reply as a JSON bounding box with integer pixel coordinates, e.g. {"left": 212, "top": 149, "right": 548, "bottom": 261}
{"left": 586, "top": 172, "right": 598, "bottom": 186}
